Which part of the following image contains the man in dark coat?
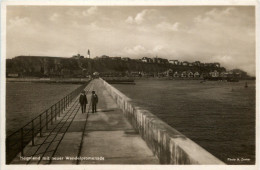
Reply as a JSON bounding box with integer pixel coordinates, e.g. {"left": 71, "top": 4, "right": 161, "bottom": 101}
{"left": 91, "top": 91, "right": 98, "bottom": 113}
{"left": 79, "top": 91, "right": 88, "bottom": 113}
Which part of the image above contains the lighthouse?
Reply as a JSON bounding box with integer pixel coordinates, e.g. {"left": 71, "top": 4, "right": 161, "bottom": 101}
{"left": 87, "top": 49, "right": 90, "bottom": 58}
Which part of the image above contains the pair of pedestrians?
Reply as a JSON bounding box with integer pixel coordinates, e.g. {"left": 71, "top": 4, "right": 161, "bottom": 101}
{"left": 79, "top": 90, "right": 98, "bottom": 113}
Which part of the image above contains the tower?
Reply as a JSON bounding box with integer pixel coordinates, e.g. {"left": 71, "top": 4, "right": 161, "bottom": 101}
{"left": 88, "top": 49, "right": 90, "bottom": 58}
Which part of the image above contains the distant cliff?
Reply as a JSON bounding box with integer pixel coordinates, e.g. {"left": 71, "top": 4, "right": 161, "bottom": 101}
{"left": 6, "top": 56, "right": 227, "bottom": 78}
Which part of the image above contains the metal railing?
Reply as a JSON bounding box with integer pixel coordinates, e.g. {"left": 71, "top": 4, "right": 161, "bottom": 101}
{"left": 6, "top": 81, "right": 89, "bottom": 164}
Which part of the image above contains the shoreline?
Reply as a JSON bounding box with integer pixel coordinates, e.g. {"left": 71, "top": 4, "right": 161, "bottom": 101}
{"left": 6, "top": 78, "right": 90, "bottom": 84}
{"left": 6, "top": 77, "right": 254, "bottom": 85}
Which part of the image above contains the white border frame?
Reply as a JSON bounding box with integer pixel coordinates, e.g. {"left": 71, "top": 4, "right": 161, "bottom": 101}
{"left": 1, "top": 1, "right": 259, "bottom": 170}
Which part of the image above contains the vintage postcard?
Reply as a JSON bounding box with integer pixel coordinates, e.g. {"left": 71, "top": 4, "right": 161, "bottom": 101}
{"left": 0, "top": 0, "right": 259, "bottom": 170}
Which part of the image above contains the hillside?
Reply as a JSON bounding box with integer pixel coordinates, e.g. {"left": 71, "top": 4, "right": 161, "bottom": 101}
{"left": 6, "top": 56, "right": 227, "bottom": 78}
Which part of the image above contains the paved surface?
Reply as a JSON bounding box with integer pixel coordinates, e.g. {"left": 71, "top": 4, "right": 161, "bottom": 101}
{"left": 11, "top": 79, "right": 159, "bottom": 164}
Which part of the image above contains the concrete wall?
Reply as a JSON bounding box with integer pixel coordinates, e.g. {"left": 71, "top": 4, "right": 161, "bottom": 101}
{"left": 99, "top": 78, "right": 225, "bottom": 165}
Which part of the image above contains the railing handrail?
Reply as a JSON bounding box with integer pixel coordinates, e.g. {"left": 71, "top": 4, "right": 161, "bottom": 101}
{"left": 6, "top": 82, "right": 88, "bottom": 139}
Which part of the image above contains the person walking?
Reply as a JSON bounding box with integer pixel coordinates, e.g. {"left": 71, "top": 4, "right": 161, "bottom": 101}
{"left": 91, "top": 91, "right": 98, "bottom": 113}
{"left": 79, "top": 90, "right": 88, "bottom": 113}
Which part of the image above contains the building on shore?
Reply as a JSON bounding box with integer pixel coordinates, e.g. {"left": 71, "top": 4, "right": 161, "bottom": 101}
{"left": 187, "top": 71, "right": 194, "bottom": 78}
{"left": 193, "top": 61, "right": 201, "bottom": 66}
{"left": 213, "top": 62, "right": 221, "bottom": 68}
{"left": 153, "top": 57, "right": 169, "bottom": 64}
{"left": 72, "top": 54, "right": 84, "bottom": 59}
{"left": 194, "top": 72, "right": 200, "bottom": 78}
{"left": 181, "top": 71, "right": 188, "bottom": 78}
{"left": 122, "top": 57, "right": 131, "bottom": 61}
{"left": 169, "top": 60, "right": 179, "bottom": 65}
{"left": 111, "top": 57, "right": 122, "bottom": 60}
{"left": 166, "top": 69, "right": 173, "bottom": 77}
{"left": 134, "top": 59, "right": 142, "bottom": 62}
{"left": 209, "top": 70, "right": 220, "bottom": 77}
{"left": 101, "top": 55, "right": 109, "bottom": 58}
{"left": 7, "top": 73, "right": 19, "bottom": 78}
{"left": 188, "top": 63, "right": 193, "bottom": 67}
{"left": 220, "top": 71, "right": 228, "bottom": 78}
{"left": 173, "top": 71, "right": 180, "bottom": 78}
{"left": 227, "top": 71, "right": 241, "bottom": 78}
{"left": 141, "top": 57, "right": 153, "bottom": 63}
{"left": 131, "top": 71, "right": 141, "bottom": 77}
{"left": 182, "top": 61, "right": 189, "bottom": 66}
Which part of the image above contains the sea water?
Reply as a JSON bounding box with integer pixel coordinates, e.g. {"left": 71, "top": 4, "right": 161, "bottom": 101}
{"left": 6, "top": 82, "right": 80, "bottom": 136}
{"left": 114, "top": 79, "right": 255, "bottom": 164}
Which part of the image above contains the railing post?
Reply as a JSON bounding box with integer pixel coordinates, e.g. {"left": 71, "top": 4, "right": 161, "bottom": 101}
{"left": 66, "top": 96, "right": 68, "bottom": 108}
{"left": 63, "top": 98, "right": 65, "bottom": 111}
{"left": 46, "top": 110, "right": 48, "bottom": 130}
{"left": 66, "top": 96, "right": 68, "bottom": 107}
{"left": 55, "top": 104, "right": 57, "bottom": 121}
{"left": 40, "top": 114, "right": 42, "bottom": 137}
{"left": 51, "top": 107, "right": 53, "bottom": 125}
{"left": 31, "top": 120, "right": 34, "bottom": 146}
{"left": 20, "top": 128, "right": 24, "bottom": 156}
{"left": 59, "top": 101, "right": 61, "bottom": 116}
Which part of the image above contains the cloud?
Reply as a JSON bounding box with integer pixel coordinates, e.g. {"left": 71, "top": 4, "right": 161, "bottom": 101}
{"left": 125, "top": 9, "right": 156, "bottom": 24}
{"left": 134, "top": 10, "right": 147, "bottom": 24}
{"left": 156, "top": 22, "right": 180, "bottom": 31}
{"left": 71, "top": 21, "right": 110, "bottom": 32}
{"left": 193, "top": 15, "right": 211, "bottom": 23}
{"left": 206, "top": 7, "right": 235, "bottom": 16}
{"left": 121, "top": 45, "right": 172, "bottom": 57}
{"left": 125, "top": 16, "right": 134, "bottom": 24}
{"left": 124, "top": 45, "right": 147, "bottom": 54}
{"left": 208, "top": 55, "right": 233, "bottom": 64}
{"left": 67, "top": 7, "right": 98, "bottom": 17}
{"left": 49, "top": 13, "right": 60, "bottom": 21}
{"left": 152, "top": 45, "right": 165, "bottom": 53}
{"left": 193, "top": 7, "right": 237, "bottom": 24}
{"left": 189, "top": 7, "right": 254, "bottom": 46}
{"left": 7, "top": 16, "right": 31, "bottom": 29}
{"left": 67, "top": 9, "right": 80, "bottom": 17}
{"left": 82, "top": 6, "right": 98, "bottom": 16}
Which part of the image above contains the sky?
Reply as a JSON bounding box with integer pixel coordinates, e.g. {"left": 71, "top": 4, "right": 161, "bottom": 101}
{"left": 6, "top": 6, "right": 255, "bottom": 75}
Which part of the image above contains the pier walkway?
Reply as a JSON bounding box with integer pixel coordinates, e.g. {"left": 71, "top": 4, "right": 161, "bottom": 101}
{"left": 11, "top": 79, "right": 159, "bottom": 164}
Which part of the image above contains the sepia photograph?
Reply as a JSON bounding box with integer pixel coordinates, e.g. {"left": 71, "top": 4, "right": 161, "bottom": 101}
{"left": 0, "top": 1, "right": 259, "bottom": 170}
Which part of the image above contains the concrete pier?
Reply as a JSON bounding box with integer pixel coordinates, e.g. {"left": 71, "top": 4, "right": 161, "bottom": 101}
{"left": 11, "top": 79, "right": 159, "bottom": 164}
{"left": 100, "top": 78, "right": 225, "bottom": 165}
{"left": 10, "top": 78, "right": 225, "bottom": 165}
